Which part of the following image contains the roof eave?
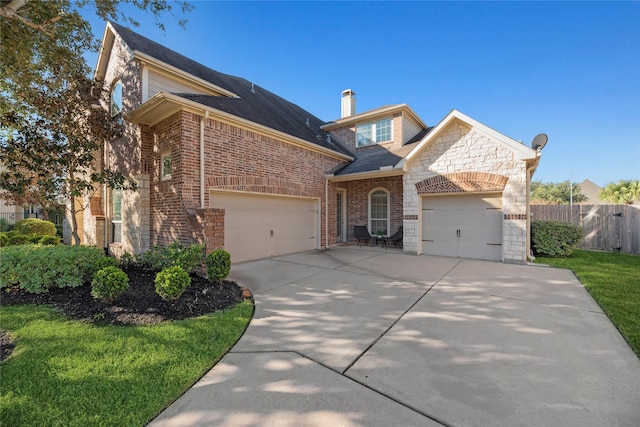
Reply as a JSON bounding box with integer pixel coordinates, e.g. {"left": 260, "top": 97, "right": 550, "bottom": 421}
{"left": 326, "top": 167, "right": 404, "bottom": 182}
{"left": 322, "top": 104, "right": 426, "bottom": 131}
{"left": 126, "top": 93, "right": 354, "bottom": 162}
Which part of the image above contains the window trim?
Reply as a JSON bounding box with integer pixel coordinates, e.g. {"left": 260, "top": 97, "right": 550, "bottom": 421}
{"left": 368, "top": 187, "right": 390, "bottom": 237}
{"left": 112, "top": 189, "right": 122, "bottom": 244}
{"left": 356, "top": 118, "right": 393, "bottom": 148}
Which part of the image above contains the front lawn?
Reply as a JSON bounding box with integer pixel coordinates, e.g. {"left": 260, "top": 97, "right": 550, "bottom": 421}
{"left": 536, "top": 250, "right": 640, "bottom": 357}
{"left": 0, "top": 301, "right": 252, "bottom": 426}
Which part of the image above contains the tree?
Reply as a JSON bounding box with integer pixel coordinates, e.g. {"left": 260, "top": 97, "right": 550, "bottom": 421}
{"left": 1, "top": 73, "right": 137, "bottom": 244}
{"left": 1, "top": 0, "right": 192, "bottom": 114}
{"left": 599, "top": 180, "right": 640, "bottom": 205}
{"left": 530, "top": 181, "right": 587, "bottom": 205}
{"left": 1, "top": 0, "right": 191, "bottom": 242}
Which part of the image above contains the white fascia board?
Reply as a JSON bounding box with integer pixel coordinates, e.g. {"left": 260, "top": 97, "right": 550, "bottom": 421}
{"left": 325, "top": 168, "right": 404, "bottom": 182}
{"left": 322, "top": 104, "right": 426, "bottom": 130}
{"left": 126, "top": 93, "right": 353, "bottom": 162}
{"left": 399, "top": 109, "right": 537, "bottom": 169}
{"left": 94, "top": 23, "right": 116, "bottom": 81}
{"left": 133, "top": 51, "right": 240, "bottom": 99}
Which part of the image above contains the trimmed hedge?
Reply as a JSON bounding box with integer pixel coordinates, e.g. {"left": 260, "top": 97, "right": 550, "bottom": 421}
{"left": 154, "top": 265, "right": 191, "bottom": 301}
{"left": 206, "top": 249, "right": 231, "bottom": 284}
{"left": 139, "top": 242, "right": 205, "bottom": 273}
{"left": 531, "top": 220, "right": 583, "bottom": 257}
{"left": 14, "top": 218, "right": 57, "bottom": 236}
{"left": 0, "top": 245, "right": 108, "bottom": 294}
{"left": 91, "top": 266, "right": 129, "bottom": 302}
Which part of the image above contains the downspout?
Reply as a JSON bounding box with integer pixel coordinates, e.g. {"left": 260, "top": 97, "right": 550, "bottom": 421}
{"left": 325, "top": 178, "right": 329, "bottom": 250}
{"left": 200, "top": 111, "right": 209, "bottom": 208}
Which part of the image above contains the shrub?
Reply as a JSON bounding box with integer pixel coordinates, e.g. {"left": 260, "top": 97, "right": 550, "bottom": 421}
{"left": 119, "top": 252, "right": 136, "bottom": 269}
{"left": 0, "top": 218, "right": 13, "bottom": 232}
{"left": 38, "top": 235, "right": 61, "bottom": 245}
{"left": 0, "top": 233, "right": 8, "bottom": 247}
{"left": 154, "top": 266, "right": 191, "bottom": 301}
{"left": 531, "top": 220, "right": 584, "bottom": 257}
{"left": 91, "top": 266, "right": 129, "bottom": 302}
{"left": 140, "top": 242, "right": 205, "bottom": 273}
{"left": 14, "top": 218, "right": 57, "bottom": 236}
{"left": 94, "top": 256, "right": 118, "bottom": 271}
{"left": 206, "top": 249, "right": 231, "bottom": 284}
{"left": 0, "top": 244, "right": 105, "bottom": 293}
{"left": 7, "top": 233, "right": 30, "bottom": 246}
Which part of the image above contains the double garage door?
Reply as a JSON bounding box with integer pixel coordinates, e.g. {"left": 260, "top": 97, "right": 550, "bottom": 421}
{"left": 211, "top": 192, "right": 318, "bottom": 263}
{"left": 422, "top": 194, "right": 503, "bottom": 261}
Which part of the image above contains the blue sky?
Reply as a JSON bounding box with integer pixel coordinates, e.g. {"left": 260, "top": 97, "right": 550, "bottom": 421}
{"left": 82, "top": 1, "right": 640, "bottom": 187}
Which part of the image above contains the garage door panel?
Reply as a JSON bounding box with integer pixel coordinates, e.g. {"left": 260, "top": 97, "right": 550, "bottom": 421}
{"left": 211, "top": 193, "right": 317, "bottom": 263}
{"left": 422, "top": 194, "right": 502, "bottom": 261}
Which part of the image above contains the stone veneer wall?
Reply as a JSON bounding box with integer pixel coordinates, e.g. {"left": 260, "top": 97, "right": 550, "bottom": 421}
{"left": 403, "top": 120, "right": 529, "bottom": 263}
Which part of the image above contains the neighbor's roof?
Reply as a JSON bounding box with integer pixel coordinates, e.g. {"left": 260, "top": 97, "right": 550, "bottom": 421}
{"left": 106, "top": 22, "right": 352, "bottom": 157}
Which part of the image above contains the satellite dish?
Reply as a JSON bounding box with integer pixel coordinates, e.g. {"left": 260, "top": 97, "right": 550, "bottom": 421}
{"left": 531, "top": 133, "right": 548, "bottom": 150}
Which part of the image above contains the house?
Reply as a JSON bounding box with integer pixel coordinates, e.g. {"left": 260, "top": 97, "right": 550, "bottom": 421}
{"left": 74, "top": 22, "right": 540, "bottom": 264}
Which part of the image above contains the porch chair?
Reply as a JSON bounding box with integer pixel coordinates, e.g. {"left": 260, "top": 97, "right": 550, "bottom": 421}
{"left": 383, "top": 226, "right": 403, "bottom": 248}
{"left": 354, "top": 225, "right": 373, "bottom": 246}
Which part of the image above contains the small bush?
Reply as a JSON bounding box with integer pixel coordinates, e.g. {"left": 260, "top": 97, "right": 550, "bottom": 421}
{"left": 119, "top": 252, "right": 136, "bottom": 269}
{"left": 39, "top": 235, "right": 61, "bottom": 245}
{"left": 7, "top": 233, "right": 30, "bottom": 246}
{"left": 0, "top": 244, "right": 105, "bottom": 293}
{"left": 206, "top": 249, "right": 231, "bottom": 284}
{"left": 154, "top": 266, "right": 191, "bottom": 301}
{"left": 140, "top": 242, "right": 205, "bottom": 273}
{"left": 0, "top": 233, "right": 8, "bottom": 247}
{"left": 0, "top": 218, "right": 13, "bottom": 232}
{"left": 14, "top": 218, "right": 57, "bottom": 236}
{"left": 91, "top": 266, "right": 129, "bottom": 302}
{"left": 94, "top": 256, "right": 118, "bottom": 271}
{"left": 531, "top": 220, "right": 583, "bottom": 257}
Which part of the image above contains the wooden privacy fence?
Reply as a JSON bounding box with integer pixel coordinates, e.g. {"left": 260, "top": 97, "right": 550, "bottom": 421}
{"left": 530, "top": 204, "right": 640, "bottom": 254}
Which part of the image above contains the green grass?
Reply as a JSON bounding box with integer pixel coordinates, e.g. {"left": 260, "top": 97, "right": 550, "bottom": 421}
{"left": 536, "top": 250, "right": 640, "bottom": 357}
{"left": 0, "top": 300, "right": 253, "bottom": 426}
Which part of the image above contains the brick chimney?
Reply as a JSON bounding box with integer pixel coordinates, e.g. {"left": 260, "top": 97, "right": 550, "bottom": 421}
{"left": 341, "top": 89, "right": 356, "bottom": 118}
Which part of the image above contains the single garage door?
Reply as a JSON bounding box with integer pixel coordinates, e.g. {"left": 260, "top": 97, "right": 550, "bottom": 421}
{"left": 211, "top": 192, "right": 318, "bottom": 263}
{"left": 422, "top": 194, "right": 502, "bottom": 261}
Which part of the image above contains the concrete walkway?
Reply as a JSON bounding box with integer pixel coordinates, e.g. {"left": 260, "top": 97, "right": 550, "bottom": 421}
{"left": 150, "top": 247, "right": 640, "bottom": 427}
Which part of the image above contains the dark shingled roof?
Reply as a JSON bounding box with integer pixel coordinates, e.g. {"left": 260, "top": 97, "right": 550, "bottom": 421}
{"left": 333, "top": 127, "right": 433, "bottom": 176}
{"left": 110, "top": 22, "right": 352, "bottom": 157}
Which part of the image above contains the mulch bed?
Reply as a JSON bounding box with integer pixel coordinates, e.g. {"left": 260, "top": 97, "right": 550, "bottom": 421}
{"left": 0, "top": 266, "right": 251, "bottom": 361}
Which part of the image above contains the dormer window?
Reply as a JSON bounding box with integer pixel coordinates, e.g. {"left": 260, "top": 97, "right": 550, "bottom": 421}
{"left": 356, "top": 118, "right": 392, "bottom": 147}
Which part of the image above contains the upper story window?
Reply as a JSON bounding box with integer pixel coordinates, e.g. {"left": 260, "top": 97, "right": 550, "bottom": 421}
{"left": 356, "top": 118, "right": 392, "bottom": 147}
{"left": 110, "top": 81, "right": 123, "bottom": 118}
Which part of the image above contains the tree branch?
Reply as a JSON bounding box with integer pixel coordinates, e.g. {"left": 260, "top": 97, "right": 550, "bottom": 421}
{"left": 0, "top": 0, "right": 63, "bottom": 37}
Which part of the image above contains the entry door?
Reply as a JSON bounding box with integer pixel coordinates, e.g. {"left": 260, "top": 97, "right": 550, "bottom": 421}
{"left": 211, "top": 192, "right": 318, "bottom": 263}
{"left": 422, "top": 194, "right": 502, "bottom": 261}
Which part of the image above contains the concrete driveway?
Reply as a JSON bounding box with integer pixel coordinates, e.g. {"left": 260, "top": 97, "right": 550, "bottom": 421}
{"left": 150, "top": 247, "right": 640, "bottom": 427}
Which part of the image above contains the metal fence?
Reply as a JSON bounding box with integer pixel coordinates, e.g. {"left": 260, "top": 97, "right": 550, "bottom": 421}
{"left": 0, "top": 211, "right": 64, "bottom": 227}
{"left": 531, "top": 204, "right": 640, "bottom": 254}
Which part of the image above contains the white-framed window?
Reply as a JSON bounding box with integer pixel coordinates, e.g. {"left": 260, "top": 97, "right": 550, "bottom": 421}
{"left": 110, "top": 80, "right": 123, "bottom": 118}
{"left": 112, "top": 189, "right": 122, "bottom": 243}
{"left": 368, "top": 188, "right": 389, "bottom": 236}
{"left": 161, "top": 151, "right": 172, "bottom": 181}
{"left": 356, "top": 118, "right": 392, "bottom": 147}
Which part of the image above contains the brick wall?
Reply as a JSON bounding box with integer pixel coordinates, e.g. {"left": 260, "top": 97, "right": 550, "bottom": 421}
{"left": 333, "top": 176, "right": 403, "bottom": 243}
{"left": 148, "top": 111, "right": 344, "bottom": 253}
